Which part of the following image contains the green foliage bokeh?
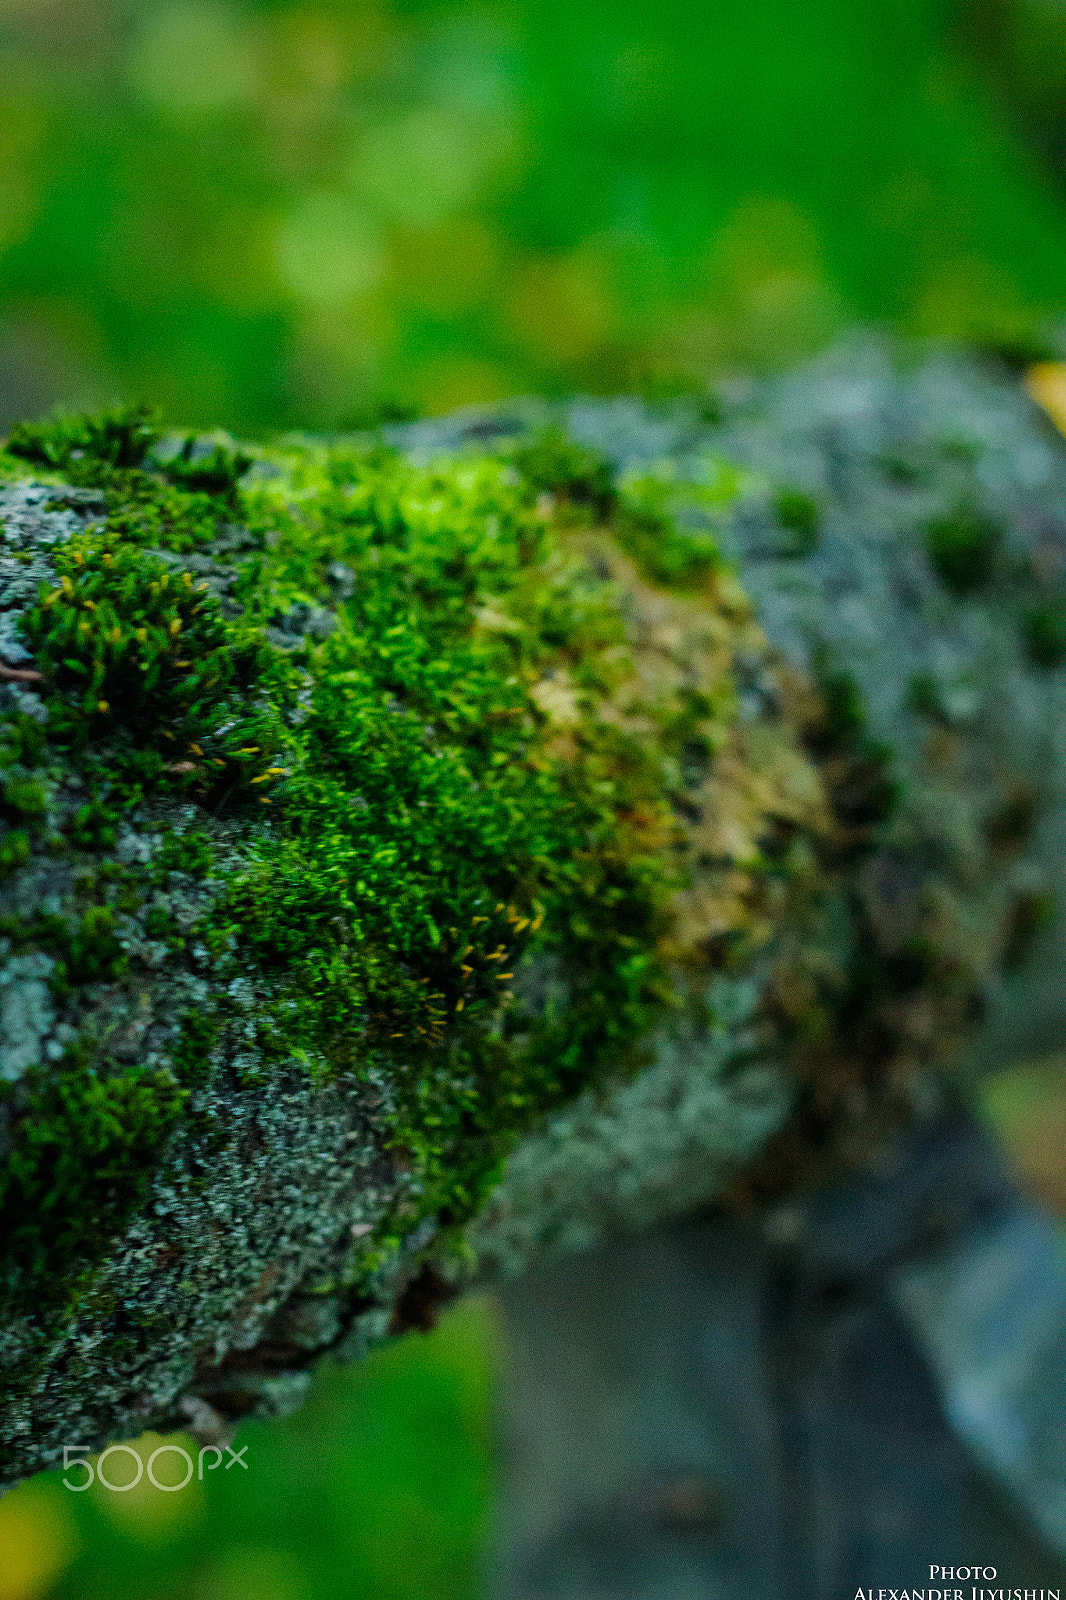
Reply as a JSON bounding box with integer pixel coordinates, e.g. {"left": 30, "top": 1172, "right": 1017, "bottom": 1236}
{"left": 1, "top": 0, "right": 1066, "bottom": 431}
{"left": 0, "top": 1299, "right": 496, "bottom": 1600}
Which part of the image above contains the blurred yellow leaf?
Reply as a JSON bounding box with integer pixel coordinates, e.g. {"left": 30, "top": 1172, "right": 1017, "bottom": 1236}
{"left": 1026, "top": 362, "right": 1066, "bottom": 438}
{"left": 0, "top": 1480, "right": 79, "bottom": 1600}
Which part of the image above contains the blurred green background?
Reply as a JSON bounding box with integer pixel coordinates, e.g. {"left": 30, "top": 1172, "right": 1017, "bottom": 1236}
{"left": 2, "top": 0, "right": 1066, "bottom": 1594}
{"left": 0, "top": 1298, "right": 497, "bottom": 1600}
{"left": 2, "top": 0, "right": 1066, "bottom": 434}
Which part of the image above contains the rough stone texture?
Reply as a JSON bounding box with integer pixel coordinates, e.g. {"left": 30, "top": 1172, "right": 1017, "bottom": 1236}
{"left": 2, "top": 339, "right": 1066, "bottom": 1489}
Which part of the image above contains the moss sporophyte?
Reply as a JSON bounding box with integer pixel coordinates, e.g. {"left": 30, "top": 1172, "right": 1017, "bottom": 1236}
{"left": 0, "top": 407, "right": 785, "bottom": 1331}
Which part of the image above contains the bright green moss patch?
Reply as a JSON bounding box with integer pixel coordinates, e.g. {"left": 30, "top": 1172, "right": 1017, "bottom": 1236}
{"left": 220, "top": 442, "right": 683, "bottom": 1224}
{"left": 0, "top": 407, "right": 722, "bottom": 1318}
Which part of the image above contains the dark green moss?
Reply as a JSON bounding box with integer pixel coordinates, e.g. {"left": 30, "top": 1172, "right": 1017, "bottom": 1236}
{"left": 157, "top": 436, "right": 252, "bottom": 506}
{"left": 772, "top": 486, "right": 822, "bottom": 555}
{"left": 18, "top": 538, "right": 283, "bottom": 794}
{"left": 169, "top": 1009, "right": 221, "bottom": 1089}
{"left": 0, "top": 829, "right": 30, "bottom": 877}
{"left": 335, "top": 397, "right": 422, "bottom": 430}
{"left": 612, "top": 505, "right": 722, "bottom": 588}
{"left": 810, "top": 648, "right": 899, "bottom": 839}
{"left": 877, "top": 450, "right": 923, "bottom": 486}
{"left": 511, "top": 426, "right": 617, "bottom": 517}
{"left": 1023, "top": 594, "right": 1066, "bottom": 668}
{"left": 153, "top": 825, "right": 215, "bottom": 879}
{"left": 0, "top": 1051, "right": 187, "bottom": 1313}
{"left": 924, "top": 500, "right": 1001, "bottom": 594}
{"left": 906, "top": 671, "right": 942, "bottom": 718}
{"left": 1002, "top": 887, "right": 1055, "bottom": 967}
{"left": 813, "top": 651, "right": 868, "bottom": 743}
{"left": 6, "top": 405, "right": 162, "bottom": 474}
{"left": 3, "top": 403, "right": 257, "bottom": 555}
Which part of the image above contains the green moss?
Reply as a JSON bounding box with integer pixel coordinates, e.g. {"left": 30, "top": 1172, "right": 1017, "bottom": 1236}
{"left": 1023, "top": 594, "right": 1066, "bottom": 668}
{"left": 813, "top": 650, "right": 868, "bottom": 742}
{"left": 2, "top": 404, "right": 254, "bottom": 555}
{"left": 0, "top": 409, "right": 699, "bottom": 1318}
{"left": 1, "top": 775, "right": 48, "bottom": 821}
{"left": 5, "top": 405, "right": 162, "bottom": 474}
{"left": 0, "top": 829, "right": 30, "bottom": 877}
{"left": 212, "top": 442, "right": 680, "bottom": 1224}
{"left": 610, "top": 460, "right": 740, "bottom": 590}
{"left": 906, "top": 671, "right": 941, "bottom": 718}
{"left": 169, "top": 1009, "right": 221, "bottom": 1089}
{"left": 810, "top": 648, "right": 899, "bottom": 835}
{"left": 612, "top": 505, "right": 722, "bottom": 588}
{"left": 0, "top": 1049, "right": 187, "bottom": 1312}
{"left": 511, "top": 426, "right": 617, "bottom": 517}
{"left": 19, "top": 538, "right": 282, "bottom": 790}
{"left": 924, "top": 500, "right": 1001, "bottom": 594}
{"left": 6, "top": 402, "right": 251, "bottom": 514}
{"left": 877, "top": 449, "right": 923, "bottom": 486}
{"left": 772, "top": 486, "right": 822, "bottom": 555}
{"left": 156, "top": 435, "right": 252, "bottom": 506}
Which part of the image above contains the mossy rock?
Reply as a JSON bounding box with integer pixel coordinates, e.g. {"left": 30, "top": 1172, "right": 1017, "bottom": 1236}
{"left": 2, "top": 343, "right": 1065, "bottom": 1485}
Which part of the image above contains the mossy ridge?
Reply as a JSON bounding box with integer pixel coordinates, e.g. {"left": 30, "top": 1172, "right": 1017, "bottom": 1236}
{"left": 0, "top": 408, "right": 757, "bottom": 1336}
{"left": 219, "top": 434, "right": 732, "bottom": 1244}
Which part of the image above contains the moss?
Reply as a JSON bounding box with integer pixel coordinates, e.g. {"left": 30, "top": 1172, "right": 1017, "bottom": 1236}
{"left": 877, "top": 449, "right": 923, "bottom": 486}
{"left": 207, "top": 443, "right": 685, "bottom": 1227}
{"left": 0, "top": 829, "right": 30, "bottom": 876}
{"left": 906, "top": 671, "right": 941, "bottom": 718}
{"left": 1023, "top": 594, "right": 1066, "bottom": 668}
{"left": 608, "top": 459, "right": 742, "bottom": 590}
{"left": 808, "top": 648, "right": 899, "bottom": 840}
{"left": 772, "top": 486, "right": 822, "bottom": 555}
{"left": 156, "top": 436, "right": 252, "bottom": 506}
{"left": 0, "top": 407, "right": 714, "bottom": 1322}
{"left": 0, "top": 417, "right": 285, "bottom": 1317}
{"left": 511, "top": 426, "right": 617, "bottom": 517}
{"left": 612, "top": 504, "right": 722, "bottom": 588}
{"left": 6, "top": 405, "right": 162, "bottom": 474}
{"left": 0, "top": 1048, "right": 187, "bottom": 1313}
{"left": 1002, "top": 887, "right": 1055, "bottom": 967}
{"left": 812, "top": 650, "right": 868, "bottom": 743}
{"left": 924, "top": 500, "right": 1001, "bottom": 594}
{"left": 17, "top": 543, "right": 286, "bottom": 814}
{"left": 6, "top": 402, "right": 251, "bottom": 515}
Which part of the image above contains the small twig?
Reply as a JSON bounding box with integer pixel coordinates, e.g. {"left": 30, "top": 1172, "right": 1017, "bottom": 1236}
{"left": 0, "top": 664, "right": 43, "bottom": 683}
